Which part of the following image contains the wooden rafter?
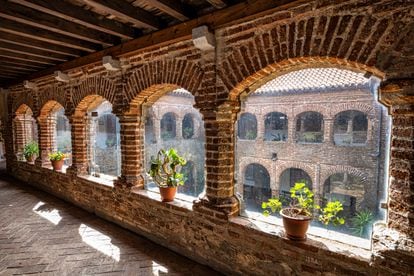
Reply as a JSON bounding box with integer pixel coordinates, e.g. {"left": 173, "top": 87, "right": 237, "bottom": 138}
{"left": 0, "top": 64, "right": 36, "bottom": 72}
{"left": 0, "top": 41, "right": 70, "bottom": 62}
{"left": 0, "top": 58, "right": 48, "bottom": 69}
{"left": 0, "top": 18, "right": 99, "bottom": 52}
{"left": 0, "top": 49, "right": 57, "bottom": 65}
{"left": 143, "top": 0, "right": 190, "bottom": 21}
{"left": 83, "top": 0, "right": 163, "bottom": 30}
{"left": 206, "top": 0, "right": 227, "bottom": 9}
{"left": 0, "top": 0, "right": 119, "bottom": 46}
{"left": 9, "top": 0, "right": 138, "bottom": 39}
{"left": 0, "top": 31, "right": 85, "bottom": 57}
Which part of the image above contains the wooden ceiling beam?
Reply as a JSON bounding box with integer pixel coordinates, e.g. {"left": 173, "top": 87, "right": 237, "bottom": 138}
{"left": 0, "top": 64, "right": 36, "bottom": 72}
{"left": 206, "top": 0, "right": 227, "bottom": 9}
{"left": 0, "top": 41, "right": 70, "bottom": 62}
{"left": 0, "top": 67, "right": 28, "bottom": 75}
{"left": 0, "top": 0, "right": 120, "bottom": 46}
{"left": 84, "top": 0, "right": 163, "bottom": 30}
{"left": 9, "top": 0, "right": 138, "bottom": 40}
{"left": 0, "top": 58, "right": 47, "bottom": 70}
{"left": 0, "top": 19, "right": 99, "bottom": 52}
{"left": 0, "top": 31, "right": 85, "bottom": 57}
{"left": 0, "top": 50, "right": 57, "bottom": 65}
{"left": 7, "top": 0, "right": 305, "bottom": 87}
{"left": 143, "top": 0, "right": 190, "bottom": 21}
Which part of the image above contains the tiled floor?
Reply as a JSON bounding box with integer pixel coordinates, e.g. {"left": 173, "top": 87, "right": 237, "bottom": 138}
{"left": 0, "top": 161, "right": 220, "bottom": 275}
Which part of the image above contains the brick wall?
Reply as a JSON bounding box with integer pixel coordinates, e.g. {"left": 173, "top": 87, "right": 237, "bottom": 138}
{"left": 3, "top": 1, "right": 414, "bottom": 274}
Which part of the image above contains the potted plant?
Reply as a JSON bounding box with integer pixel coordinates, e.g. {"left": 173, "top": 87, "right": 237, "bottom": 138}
{"left": 262, "top": 182, "right": 345, "bottom": 241}
{"left": 49, "top": 151, "right": 66, "bottom": 171}
{"left": 23, "top": 141, "right": 39, "bottom": 163}
{"left": 148, "top": 148, "right": 186, "bottom": 202}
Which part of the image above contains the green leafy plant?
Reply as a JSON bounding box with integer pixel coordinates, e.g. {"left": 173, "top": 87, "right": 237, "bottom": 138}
{"left": 148, "top": 148, "right": 187, "bottom": 187}
{"left": 23, "top": 141, "right": 39, "bottom": 158}
{"left": 350, "top": 210, "right": 373, "bottom": 237}
{"left": 245, "top": 130, "right": 257, "bottom": 140}
{"left": 262, "top": 182, "right": 345, "bottom": 226}
{"left": 49, "top": 151, "right": 65, "bottom": 161}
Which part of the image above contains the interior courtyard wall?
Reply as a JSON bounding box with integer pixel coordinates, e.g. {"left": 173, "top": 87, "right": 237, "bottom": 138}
{"left": 2, "top": 1, "right": 413, "bottom": 275}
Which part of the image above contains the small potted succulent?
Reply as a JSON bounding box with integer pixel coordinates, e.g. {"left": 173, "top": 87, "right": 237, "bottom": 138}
{"left": 49, "top": 151, "right": 65, "bottom": 171}
{"left": 23, "top": 141, "right": 39, "bottom": 163}
{"left": 262, "top": 182, "right": 345, "bottom": 241}
{"left": 148, "top": 148, "right": 186, "bottom": 202}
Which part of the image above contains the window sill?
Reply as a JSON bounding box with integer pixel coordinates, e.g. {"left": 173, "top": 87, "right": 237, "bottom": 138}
{"left": 78, "top": 174, "right": 115, "bottom": 189}
{"left": 230, "top": 212, "right": 372, "bottom": 260}
{"left": 131, "top": 188, "right": 194, "bottom": 211}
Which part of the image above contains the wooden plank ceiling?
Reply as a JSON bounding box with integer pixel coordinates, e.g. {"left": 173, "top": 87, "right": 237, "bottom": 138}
{"left": 0, "top": 0, "right": 241, "bottom": 88}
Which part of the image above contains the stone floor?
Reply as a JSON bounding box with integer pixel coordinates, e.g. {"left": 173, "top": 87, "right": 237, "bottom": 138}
{"left": 0, "top": 161, "right": 220, "bottom": 275}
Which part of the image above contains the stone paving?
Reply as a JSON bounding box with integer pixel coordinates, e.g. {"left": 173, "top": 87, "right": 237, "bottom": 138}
{"left": 0, "top": 161, "right": 220, "bottom": 275}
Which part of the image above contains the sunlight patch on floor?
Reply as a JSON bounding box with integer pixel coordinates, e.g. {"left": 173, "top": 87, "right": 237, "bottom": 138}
{"left": 78, "top": 223, "right": 120, "bottom": 261}
{"left": 152, "top": 261, "right": 168, "bottom": 275}
{"left": 32, "top": 201, "right": 62, "bottom": 225}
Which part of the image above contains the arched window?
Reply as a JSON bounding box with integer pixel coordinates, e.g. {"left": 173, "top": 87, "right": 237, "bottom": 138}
{"left": 55, "top": 109, "right": 72, "bottom": 166}
{"left": 334, "top": 110, "right": 368, "bottom": 145}
{"left": 161, "top": 112, "right": 176, "bottom": 140}
{"left": 87, "top": 101, "right": 121, "bottom": 178}
{"left": 264, "top": 112, "right": 288, "bottom": 141}
{"left": 14, "top": 105, "right": 38, "bottom": 161}
{"left": 296, "top": 112, "right": 324, "bottom": 143}
{"left": 279, "top": 168, "right": 312, "bottom": 198}
{"left": 238, "top": 113, "right": 257, "bottom": 140}
{"left": 182, "top": 114, "right": 194, "bottom": 139}
{"left": 145, "top": 89, "right": 205, "bottom": 200}
{"left": 243, "top": 164, "right": 271, "bottom": 212}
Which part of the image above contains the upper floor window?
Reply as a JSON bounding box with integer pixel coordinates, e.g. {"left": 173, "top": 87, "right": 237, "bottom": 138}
{"left": 264, "top": 112, "right": 288, "bottom": 141}
{"left": 161, "top": 112, "right": 176, "bottom": 140}
{"left": 296, "top": 112, "right": 324, "bottom": 143}
{"left": 334, "top": 110, "right": 368, "bottom": 146}
{"left": 238, "top": 113, "right": 257, "bottom": 140}
{"left": 182, "top": 114, "right": 194, "bottom": 139}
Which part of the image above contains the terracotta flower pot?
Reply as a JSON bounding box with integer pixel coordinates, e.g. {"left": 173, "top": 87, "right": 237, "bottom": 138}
{"left": 25, "top": 155, "right": 36, "bottom": 163}
{"left": 280, "top": 208, "right": 312, "bottom": 241}
{"left": 159, "top": 187, "right": 177, "bottom": 202}
{"left": 51, "top": 159, "right": 64, "bottom": 171}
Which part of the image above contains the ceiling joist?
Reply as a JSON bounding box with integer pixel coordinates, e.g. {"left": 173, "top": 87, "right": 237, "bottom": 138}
{"left": 9, "top": 0, "right": 138, "bottom": 40}
{"left": 83, "top": 0, "right": 163, "bottom": 30}
{"left": 0, "top": 41, "right": 70, "bottom": 62}
{"left": 0, "top": 0, "right": 120, "bottom": 46}
{"left": 0, "top": 49, "right": 57, "bottom": 65}
{"left": 0, "top": 57, "right": 48, "bottom": 69}
{"left": 143, "top": 0, "right": 190, "bottom": 21}
{"left": 0, "top": 18, "right": 99, "bottom": 52}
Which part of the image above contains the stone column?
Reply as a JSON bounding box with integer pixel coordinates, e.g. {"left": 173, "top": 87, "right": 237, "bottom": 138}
{"left": 176, "top": 115, "right": 183, "bottom": 139}
{"left": 114, "top": 114, "right": 145, "bottom": 188}
{"left": 256, "top": 113, "right": 264, "bottom": 140}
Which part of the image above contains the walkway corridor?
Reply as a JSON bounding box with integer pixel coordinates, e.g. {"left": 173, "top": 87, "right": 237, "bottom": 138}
{"left": 0, "top": 162, "right": 219, "bottom": 275}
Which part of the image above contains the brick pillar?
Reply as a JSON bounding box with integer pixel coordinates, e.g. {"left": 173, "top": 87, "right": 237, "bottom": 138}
{"left": 324, "top": 118, "right": 334, "bottom": 144}
{"left": 66, "top": 115, "right": 88, "bottom": 176}
{"left": 114, "top": 114, "right": 144, "bottom": 188}
{"left": 194, "top": 101, "right": 240, "bottom": 218}
{"left": 379, "top": 80, "right": 414, "bottom": 238}
{"left": 257, "top": 113, "right": 264, "bottom": 140}
{"left": 36, "top": 116, "right": 55, "bottom": 167}
{"left": 176, "top": 115, "right": 183, "bottom": 139}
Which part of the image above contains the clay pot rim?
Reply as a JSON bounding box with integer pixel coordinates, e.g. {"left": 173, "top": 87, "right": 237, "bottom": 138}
{"left": 280, "top": 208, "right": 313, "bottom": 221}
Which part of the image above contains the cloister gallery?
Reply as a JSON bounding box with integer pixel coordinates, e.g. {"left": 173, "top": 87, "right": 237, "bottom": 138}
{"left": 0, "top": 0, "right": 413, "bottom": 275}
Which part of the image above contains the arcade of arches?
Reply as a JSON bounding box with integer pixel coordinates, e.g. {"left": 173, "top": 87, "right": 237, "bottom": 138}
{"left": 1, "top": 1, "right": 413, "bottom": 275}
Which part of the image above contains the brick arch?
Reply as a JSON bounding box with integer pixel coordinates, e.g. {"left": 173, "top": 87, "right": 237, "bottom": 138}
{"left": 15, "top": 104, "right": 33, "bottom": 116}
{"left": 330, "top": 103, "right": 375, "bottom": 118}
{"left": 37, "top": 84, "right": 67, "bottom": 116}
{"left": 71, "top": 75, "right": 117, "bottom": 114}
{"left": 125, "top": 60, "right": 204, "bottom": 114}
{"left": 275, "top": 161, "right": 316, "bottom": 190}
{"left": 12, "top": 92, "right": 36, "bottom": 115}
{"left": 320, "top": 166, "right": 368, "bottom": 188}
{"left": 222, "top": 14, "right": 390, "bottom": 101}
{"left": 239, "top": 158, "right": 273, "bottom": 187}
{"left": 73, "top": 95, "right": 111, "bottom": 117}
{"left": 260, "top": 107, "right": 291, "bottom": 118}
{"left": 38, "top": 100, "right": 64, "bottom": 119}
